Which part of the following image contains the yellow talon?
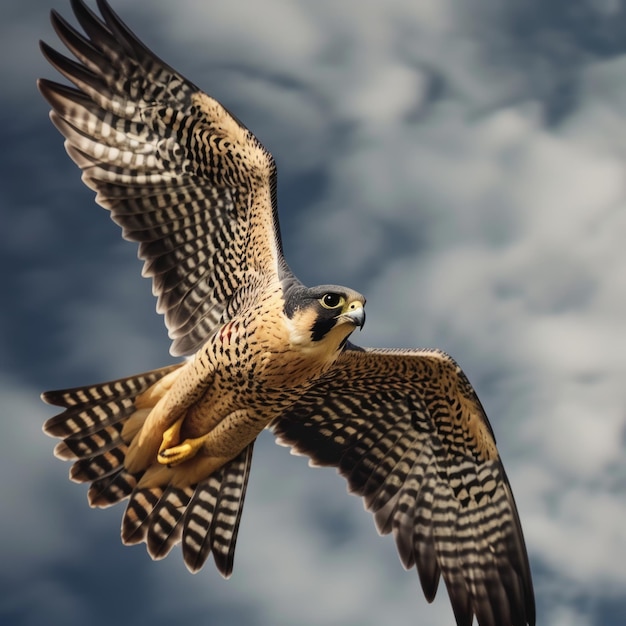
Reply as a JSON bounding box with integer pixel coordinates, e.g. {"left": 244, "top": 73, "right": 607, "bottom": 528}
{"left": 159, "top": 417, "right": 184, "bottom": 454}
{"left": 158, "top": 430, "right": 210, "bottom": 466}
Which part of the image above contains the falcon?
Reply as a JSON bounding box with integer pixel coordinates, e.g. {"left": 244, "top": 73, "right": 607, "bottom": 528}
{"left": 39, "top": 1, "right": 535, "bottom": 625}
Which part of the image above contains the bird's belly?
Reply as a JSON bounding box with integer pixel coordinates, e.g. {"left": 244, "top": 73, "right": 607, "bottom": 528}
{"left": 180, "top": 347, "right": 329, "bottom": 444}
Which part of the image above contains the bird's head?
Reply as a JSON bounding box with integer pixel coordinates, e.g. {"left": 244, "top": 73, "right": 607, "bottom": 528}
{"left": 284, "top": 284, "right": 366, "bottom": 352}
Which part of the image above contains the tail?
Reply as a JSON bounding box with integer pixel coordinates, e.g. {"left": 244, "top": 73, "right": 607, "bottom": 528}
{"left": 42, "top": 364, "right": 254, "bottom": 577}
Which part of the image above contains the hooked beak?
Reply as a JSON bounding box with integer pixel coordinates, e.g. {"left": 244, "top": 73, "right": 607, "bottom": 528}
{"left": 339, "top": 302, "right": 366, "bottom": 330}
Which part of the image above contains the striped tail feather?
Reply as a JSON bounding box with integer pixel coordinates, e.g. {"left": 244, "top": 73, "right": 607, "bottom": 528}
{"left": 42, "top": 363, "right": 183, "bottom": 483}
{"left": 42, "top": 365, "right": 254, "bottom": 577}
{"left": 183, "top": 443, "right": 254, "bottom": 576}
{"left": 121, "top": 442, "right": 254, "bottom": 577}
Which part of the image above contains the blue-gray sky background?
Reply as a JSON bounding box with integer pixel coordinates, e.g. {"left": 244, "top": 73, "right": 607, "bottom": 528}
{"left": 2, "top": 1, "right": 626, "bottom": 625}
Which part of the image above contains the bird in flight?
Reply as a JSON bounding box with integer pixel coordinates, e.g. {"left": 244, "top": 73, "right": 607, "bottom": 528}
{"left": 39, "top": 1, "right": 535, "bottom": 624}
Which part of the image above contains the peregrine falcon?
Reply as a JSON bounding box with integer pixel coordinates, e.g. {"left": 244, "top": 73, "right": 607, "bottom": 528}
{"left": 39, "top": 2, "right": 535, "bottom": 625}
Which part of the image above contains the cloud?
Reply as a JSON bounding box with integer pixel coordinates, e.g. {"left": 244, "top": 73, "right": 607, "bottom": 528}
{"left": 3, "top": 1, "right": 626, "bottom": 625}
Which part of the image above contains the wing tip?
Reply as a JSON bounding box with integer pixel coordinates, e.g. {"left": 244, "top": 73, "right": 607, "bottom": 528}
{"left": 41, "top": 388, "right": 66, "bottom": 408}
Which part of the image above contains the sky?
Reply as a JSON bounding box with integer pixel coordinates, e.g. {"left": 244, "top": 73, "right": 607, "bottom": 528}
{"left": 2, "top": 0, "right": 626, "bottom": 625}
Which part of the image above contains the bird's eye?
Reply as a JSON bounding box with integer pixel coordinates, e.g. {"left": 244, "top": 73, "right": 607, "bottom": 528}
{"left": 320, "top": 293, "right": 345, "bottom": 309}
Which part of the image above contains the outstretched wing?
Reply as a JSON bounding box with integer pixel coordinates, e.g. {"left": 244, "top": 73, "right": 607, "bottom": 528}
{"left": 38, "top": 0, "right": 289, "bottom": 356}
{"left": 272, "top": 345, "right": 535, "bottom": 626}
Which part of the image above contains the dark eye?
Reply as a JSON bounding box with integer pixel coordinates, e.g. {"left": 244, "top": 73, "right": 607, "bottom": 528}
{"left": 320, "top": 293, "right": 345, "bottom": 309}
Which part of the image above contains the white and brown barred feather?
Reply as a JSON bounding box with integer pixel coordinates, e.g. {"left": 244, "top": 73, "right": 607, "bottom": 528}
{"left": 42, "top": 366, "right": 252, "bottom": 577}
{"left": 38, "top": 0, "right": 289, "bottom": 358}
{"left": 272, "top": 345, "right": 535, "bottom": 626}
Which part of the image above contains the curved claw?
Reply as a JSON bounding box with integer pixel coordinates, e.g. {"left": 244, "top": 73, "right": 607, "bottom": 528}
{"left": 158, "top": 431, "right": 210, "bottom": 466}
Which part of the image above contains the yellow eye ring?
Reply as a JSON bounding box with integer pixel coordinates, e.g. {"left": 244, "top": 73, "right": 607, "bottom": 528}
{"left": 320, "top": 293, "right": 345, "bottom": 309}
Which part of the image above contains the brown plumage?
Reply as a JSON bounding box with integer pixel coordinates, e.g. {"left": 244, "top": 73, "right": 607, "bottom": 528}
{"left": 39, "top": 1, "right": 535, "bottom": 624}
